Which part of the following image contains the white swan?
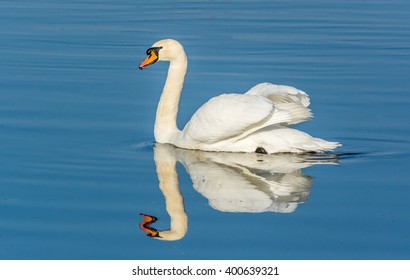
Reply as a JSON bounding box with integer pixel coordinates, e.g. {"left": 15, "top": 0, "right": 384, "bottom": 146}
{"left": 139, "top": 39, "right": 340, "bottom": 154}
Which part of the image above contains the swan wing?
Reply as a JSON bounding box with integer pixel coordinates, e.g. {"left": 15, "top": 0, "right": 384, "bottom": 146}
{"left": 245, "top": 82, "right": 312, "bottom": 125}
{"left": 182, "top": 94, "right": 290, "bottom": 144}
{"left": 245, "top": 82, "right": 310, "bottom": 107}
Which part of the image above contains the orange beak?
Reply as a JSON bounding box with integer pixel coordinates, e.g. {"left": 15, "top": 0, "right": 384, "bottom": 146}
{"left": 139, "top": 51, "right": 159, "bottom": 70}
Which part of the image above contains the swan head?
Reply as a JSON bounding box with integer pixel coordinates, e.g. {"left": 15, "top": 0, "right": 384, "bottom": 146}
{"left": 139, "top": 39, "right": 186, "bottom": 70}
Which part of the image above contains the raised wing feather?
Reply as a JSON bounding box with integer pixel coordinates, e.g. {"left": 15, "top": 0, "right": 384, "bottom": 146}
{"left": 245, "top": 82, "right": 310, "bottom": 107}
{"left": 245, "top": 83, "right": 312, "bottom": 125}
{"left": 182, "top": 94, "right": 278, "bottom": 144}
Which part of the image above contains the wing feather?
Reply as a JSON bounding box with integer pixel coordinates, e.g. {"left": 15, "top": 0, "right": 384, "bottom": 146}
{"left": 181, "top": 83, "right": 313, "bottom": 144}
{"left": 245, "top": 82, "right": 310, "bottom": 107}
{"left": 182, "top": 94, "right": 275, "bottom": 144}
{"left": 245, "top": 82, "right": 312, "bottom": 125}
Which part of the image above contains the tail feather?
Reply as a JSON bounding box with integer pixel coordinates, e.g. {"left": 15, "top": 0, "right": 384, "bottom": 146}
{"left": 303, "top": 138, "right": 341, "bottom": 152}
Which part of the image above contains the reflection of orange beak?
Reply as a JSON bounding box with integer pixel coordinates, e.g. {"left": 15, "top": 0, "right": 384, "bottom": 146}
{"left": 139, "top": 213, "right": 162, "bottom": 238}
{"left": 139, "top": 51, "right": 158, "bottom": 70}
{"left": 140, "top": 213, "right": 157, "bottom": 223}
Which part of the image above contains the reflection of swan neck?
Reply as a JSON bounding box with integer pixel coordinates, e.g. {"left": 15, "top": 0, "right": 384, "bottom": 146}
{"left": 154, "top": 145, "right": 188, "bottom": 241}
{"left": 154, "top": 54, "right": 187, "bottom": 144}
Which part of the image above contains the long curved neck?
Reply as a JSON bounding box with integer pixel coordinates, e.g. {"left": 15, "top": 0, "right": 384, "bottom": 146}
{"left": 154, "top": 55, "right": 187, "bottom": 143}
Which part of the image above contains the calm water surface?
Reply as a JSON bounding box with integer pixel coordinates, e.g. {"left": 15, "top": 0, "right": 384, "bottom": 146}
{"left": 1, "top": 0, "right": 409, "bottom": 259}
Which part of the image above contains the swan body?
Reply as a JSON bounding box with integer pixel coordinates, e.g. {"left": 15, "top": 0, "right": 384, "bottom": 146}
{"left": 140, "top": 39, "right": 340, "bottom": 153}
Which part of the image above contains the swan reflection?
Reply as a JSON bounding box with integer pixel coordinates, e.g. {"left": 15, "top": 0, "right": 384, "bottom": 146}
{"left": 140, "top": 144, "right": 338, "bottom": 240}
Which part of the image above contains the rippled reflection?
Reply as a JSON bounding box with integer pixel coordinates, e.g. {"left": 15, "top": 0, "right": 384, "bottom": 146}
{"left": 140, "top": 144, "right": 338, "bottom": 240}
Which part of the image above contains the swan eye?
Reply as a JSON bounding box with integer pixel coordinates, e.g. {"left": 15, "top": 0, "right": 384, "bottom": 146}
{"left": 146, "top": 46, "right": 163, "bottom": 56}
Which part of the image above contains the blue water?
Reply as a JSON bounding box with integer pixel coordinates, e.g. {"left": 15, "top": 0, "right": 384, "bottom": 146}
{"left": 1, "top": 0, "right": 409, "bottom": 259}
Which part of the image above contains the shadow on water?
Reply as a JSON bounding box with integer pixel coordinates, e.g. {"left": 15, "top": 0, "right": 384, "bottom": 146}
{"left": 138, "top": 144, "right": 341, "bottom": 241}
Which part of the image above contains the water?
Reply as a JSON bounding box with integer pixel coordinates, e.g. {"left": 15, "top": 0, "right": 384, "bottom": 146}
{"left": 1, "top": 0, "right": 409, "bottom": 259}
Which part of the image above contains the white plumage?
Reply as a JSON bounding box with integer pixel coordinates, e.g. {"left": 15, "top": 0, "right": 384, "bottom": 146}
{"left": 140, "top": 39, "right": 340, "bottom": 153}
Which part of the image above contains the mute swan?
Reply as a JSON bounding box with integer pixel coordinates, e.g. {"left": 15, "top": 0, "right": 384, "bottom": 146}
{"left": 139, "top": 39, "right": 340, "bottom": 154}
